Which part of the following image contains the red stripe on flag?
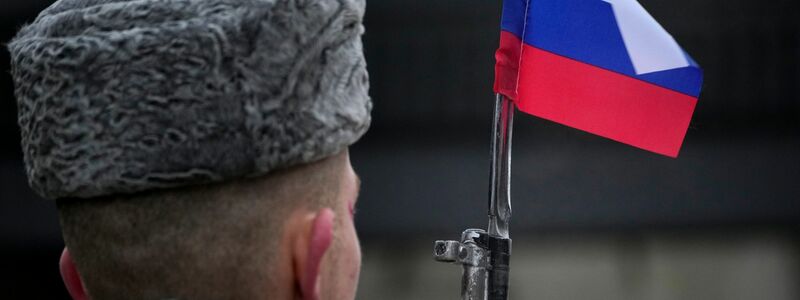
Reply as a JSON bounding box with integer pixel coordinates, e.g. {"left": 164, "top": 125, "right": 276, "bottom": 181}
{"left": 517, "top": 46, "right": 697, "bottom": 157}
{"left": 494, "top": 31, "right": 522, "bottom": 100}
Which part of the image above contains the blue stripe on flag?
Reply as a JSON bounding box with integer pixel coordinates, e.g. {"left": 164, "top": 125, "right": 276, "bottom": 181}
{"left": 509, "top": 0, "right": 702, "bottom": 97}
{"left": 500, "top": 0, "right": 527, "bottom": 38}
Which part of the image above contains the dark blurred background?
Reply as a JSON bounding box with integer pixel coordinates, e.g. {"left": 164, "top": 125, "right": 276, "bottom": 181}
{"left": 2, "top": 0, "right": 798, "bottom": 299}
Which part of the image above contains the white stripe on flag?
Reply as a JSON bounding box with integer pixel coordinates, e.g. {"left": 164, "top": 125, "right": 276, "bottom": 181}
{"left": 602, "top": 0, "right": 690, "bottom": 75}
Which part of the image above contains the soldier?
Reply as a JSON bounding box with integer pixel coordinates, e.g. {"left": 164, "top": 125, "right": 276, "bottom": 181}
{"left": 8, "top": 0, "right": 372, "bottom": 299}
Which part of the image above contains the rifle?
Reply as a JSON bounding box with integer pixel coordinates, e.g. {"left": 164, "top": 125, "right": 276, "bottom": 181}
{"left": 434, "top": 94, "right": 515, "bottom": 300}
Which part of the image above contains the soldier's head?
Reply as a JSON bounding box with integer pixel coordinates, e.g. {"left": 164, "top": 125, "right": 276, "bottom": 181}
{"left": 8, "top": 0, "right": 371, "bottom": 299}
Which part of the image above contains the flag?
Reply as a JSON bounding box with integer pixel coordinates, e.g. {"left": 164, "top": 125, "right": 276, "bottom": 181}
{"left": 494, "top": 0, "right": 703, "bottom": 157}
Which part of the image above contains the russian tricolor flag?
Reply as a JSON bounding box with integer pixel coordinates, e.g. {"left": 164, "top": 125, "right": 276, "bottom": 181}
{"left": 495, "top": 0, "right": 703, "bottom": 157}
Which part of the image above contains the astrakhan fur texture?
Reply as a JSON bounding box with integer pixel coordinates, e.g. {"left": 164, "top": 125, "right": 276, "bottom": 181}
{"left": 8, "top": 0, "right": 372, "bottom": 200}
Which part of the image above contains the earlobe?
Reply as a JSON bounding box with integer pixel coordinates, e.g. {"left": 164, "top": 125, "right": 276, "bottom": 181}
{"left": 294, "top": 208, "right": 335, "bottom": 300}
{"left": 59, "top": 248, "right": 88, "bottom": 300}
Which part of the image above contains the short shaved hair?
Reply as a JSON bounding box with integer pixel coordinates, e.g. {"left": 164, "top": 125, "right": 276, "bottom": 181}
{"left": 57, "top": 151, "right": 348, "bottom": 300}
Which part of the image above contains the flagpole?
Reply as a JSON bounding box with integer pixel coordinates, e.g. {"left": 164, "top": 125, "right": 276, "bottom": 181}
{"left": 434, "top": 94, "right": 514, "bottom": 300}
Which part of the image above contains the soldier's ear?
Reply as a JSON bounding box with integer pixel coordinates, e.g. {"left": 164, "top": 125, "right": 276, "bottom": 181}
{"left": 292, "top": 208, "right": 335, "bottom": 300}
{"left": 59, "top": 248, "right": 88, "bottom": 300}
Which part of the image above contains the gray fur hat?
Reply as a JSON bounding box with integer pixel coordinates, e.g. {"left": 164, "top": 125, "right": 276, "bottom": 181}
{"left": 8, "top": 0, "right": 371, "bottom": 200}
